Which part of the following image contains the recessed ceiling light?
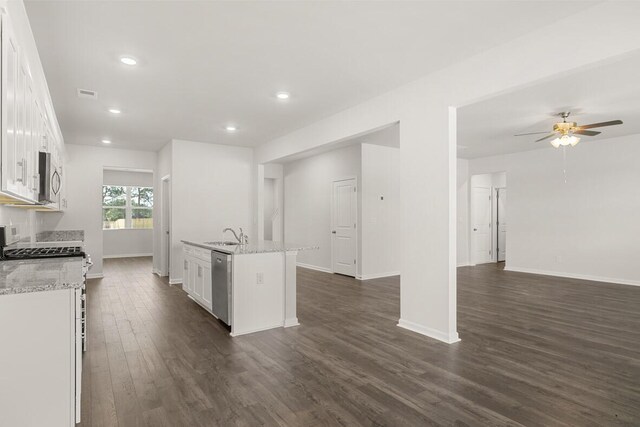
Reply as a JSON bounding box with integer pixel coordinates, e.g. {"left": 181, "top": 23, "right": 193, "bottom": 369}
{"left": 276, "top": 92, "right": 290, "bottom": 100}
{"left": 101, "top": 139, "right": 112, "bottom": 144}
{"left": 108, "top": 108, "right": 121, "bottom": 114}
{"left": 120, "top": 56, "right": 137, "bottom": 66}
{"left": 225, "top": 125, "right": 237, "bottom": 132}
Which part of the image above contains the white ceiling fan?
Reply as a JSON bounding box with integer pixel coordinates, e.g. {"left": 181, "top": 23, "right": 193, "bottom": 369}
{"left": 515, "top": 112, "right": 623, "bottom": 148}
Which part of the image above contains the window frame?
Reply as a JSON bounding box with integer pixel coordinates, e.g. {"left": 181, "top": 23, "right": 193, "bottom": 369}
{"left": 102, "top": 185, "right": 153, "bottom": 230}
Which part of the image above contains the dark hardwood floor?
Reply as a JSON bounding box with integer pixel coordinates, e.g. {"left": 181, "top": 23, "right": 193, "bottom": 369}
{"left": 80, "top": 257, "right": 640, "bottom": 426}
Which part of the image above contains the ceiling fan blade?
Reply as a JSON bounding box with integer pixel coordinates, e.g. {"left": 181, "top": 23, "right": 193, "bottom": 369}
{"left": 573, "top": 130, "right": 601, "bottom": 136}
{"left": 534, "top": 133, "right": 557, "bottom": 143}
{"left": 514, "top": 131, "right": 550, "bottom": 136}
{"left": 578, "top": 120, "right": 623, "bottom": 130}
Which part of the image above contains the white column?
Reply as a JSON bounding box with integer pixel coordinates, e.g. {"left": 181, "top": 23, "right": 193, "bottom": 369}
{"left": 397, "top": 102, "right": 459, "bottom": 343}
{"left": 283, "top": 250, "right": 299, "bottom": 327}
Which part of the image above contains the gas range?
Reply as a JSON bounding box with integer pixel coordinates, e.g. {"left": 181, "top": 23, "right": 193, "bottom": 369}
{"left": 2, "top": 246, "right": 85, "bottom": 260}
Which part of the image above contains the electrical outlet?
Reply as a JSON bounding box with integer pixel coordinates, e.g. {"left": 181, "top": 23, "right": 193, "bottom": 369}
{"left": 256, "top": 272, "right": 264, "bottom": 285}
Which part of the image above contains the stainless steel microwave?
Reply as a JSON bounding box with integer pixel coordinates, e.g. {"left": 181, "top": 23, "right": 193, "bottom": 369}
{"left": 38, "top": 151, "right": 60, "bottom": 203}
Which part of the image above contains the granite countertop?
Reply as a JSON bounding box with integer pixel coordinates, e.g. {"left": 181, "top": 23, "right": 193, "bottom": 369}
{"left": 182, "top": 239, "right": 318, "bottom": 255}
{"left": 36, "top": 230, "right": 85, "bottom": 242}
{"left": 0, "top": 258, "right": 84, "bottom": 295}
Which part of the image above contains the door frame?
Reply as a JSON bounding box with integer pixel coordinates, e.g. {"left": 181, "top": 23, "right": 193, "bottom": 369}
{"left": 470, "top": 184, "right": 492, "bottom": 266}
{"left": 161, "top": 174, "right": 171, "bottom": 277}
{"left": 495, "top": 187, "right": 506, "bottom": 262}
{"left": 330, "top": 176, "right": 358, "bottom": 277}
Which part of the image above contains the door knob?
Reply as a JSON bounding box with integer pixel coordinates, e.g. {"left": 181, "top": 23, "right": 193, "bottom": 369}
{"left": 473, "top": 228, "right": 477, "bottom": 231}
{"left": 331, "top": 231, "right": 336, "bottom": 234}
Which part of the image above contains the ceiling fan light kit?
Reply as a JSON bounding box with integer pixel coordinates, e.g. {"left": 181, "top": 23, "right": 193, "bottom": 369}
{"left": 550, "top": 134, "right": 580, "bottom": 148}
{"left": 515, "top": 112, "right": 623, "bottom": 149}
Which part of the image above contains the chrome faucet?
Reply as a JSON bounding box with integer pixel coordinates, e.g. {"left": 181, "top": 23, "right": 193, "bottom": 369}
{"left": 223, "top": 227, "right": 248, "bottom": 244}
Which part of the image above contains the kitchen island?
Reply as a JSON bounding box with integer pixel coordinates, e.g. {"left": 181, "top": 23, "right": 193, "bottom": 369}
{"left": 181, "top": 240, "right": 317, "bottom": 336}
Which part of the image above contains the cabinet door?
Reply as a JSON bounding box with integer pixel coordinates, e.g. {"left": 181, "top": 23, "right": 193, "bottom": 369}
{"left": 183, "top": 257, "right": 191, "bottom": 294}
{"left": 1, "top": 16, "right": 19, "bottom": 194}
{"left": 201, "top": 263, "right": 212, "bottom": 310}
{"left": 194, "top": 261, "right": 204, "bottom": 300}
{"left": 14, "top": 53, "right": 28, "bottom": 197}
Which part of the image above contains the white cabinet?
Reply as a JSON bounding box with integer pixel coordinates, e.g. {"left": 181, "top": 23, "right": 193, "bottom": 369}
{"left": 183, "top": 244, "right": 213, "bottom": 311}
{"left": 0, "top": 288, "right": 82, "bottom": 426}
{"left": 0, "top": 13, "right": 65, "bottom": 207}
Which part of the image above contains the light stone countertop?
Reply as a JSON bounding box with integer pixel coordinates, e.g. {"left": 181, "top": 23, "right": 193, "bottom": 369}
{"left": 0, "top": 258, "right": 84, "bottom": 295}
{"left": 182, "top": 239, "right": 318, "bottom": 255}
{"left": 36, "top": 230, "right": 85, "bottom": 242}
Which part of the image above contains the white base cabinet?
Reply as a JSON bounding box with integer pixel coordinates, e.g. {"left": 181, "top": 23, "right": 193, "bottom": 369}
{"left": 183, "top": 244, "right": 213, "bottom": 311}
{"left": 0, "top": 288, "right": 82, "bottom": 426}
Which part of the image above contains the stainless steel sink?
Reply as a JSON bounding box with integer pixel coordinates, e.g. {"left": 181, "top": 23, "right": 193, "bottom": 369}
{"left": 204, "top": 241, "right": 239, "bottom": 246}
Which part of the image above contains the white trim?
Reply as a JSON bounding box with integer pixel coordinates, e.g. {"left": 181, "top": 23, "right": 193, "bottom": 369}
{"left": 457, "top": 262, "right": 472, "bottom": 267}
{"left": 397, "top": 319, "right": 461, "bottom": 344}
{"left": 169, "top": 278, "right": 182, "bottom": 285}
{"left": 504, "top": 266, "right": 640, "bottom": 287}
{"left": 284, "top": 318, "right": 300, "bottom": 328}
{"left": 358, "top": 271, "right": 400, "bottom": 280}
{"left": 297, "top": 262, "right": 332, "bottom": 274}
{"left": 230, "top": 323, "right": 285, "bottom": 337}
{"left": 86, "top": 273, "right": 104, "bottom": 280}
{"left": 103, "top": 253, "right": 153, "bottom": 259}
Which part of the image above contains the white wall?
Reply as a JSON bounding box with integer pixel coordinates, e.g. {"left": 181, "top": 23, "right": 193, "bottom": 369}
{"left": 40, "top": 144, "right": 157, "bottom": 277}
{"left": 456, "top": 158, "right": 470, "bottom": 266}
{"left": 169, "top": 139, "right": 253, "bottom": 283}
{"left": 468, "top": 135, "right": 640, "bottom": 285}
{"left": 360, "top": 144, "right": 401, "bottom": 279}
{"left": 284, "top": 144, "right": 361, "bottom": 274}
{"left": 263, "top": 178, "right": 275, "bottom": 240}
{"left": 102, "top": 169, "right": 154, "bottom": 258}
{"left": 253, "top": 3, "right": 640, "bottom": 343}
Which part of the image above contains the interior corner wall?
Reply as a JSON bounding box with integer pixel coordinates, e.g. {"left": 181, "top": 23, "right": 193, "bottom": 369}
{"left": 39, "top": 144, "right": 158, "bottom": 277}
{"left": 169, "top": 139, "right": 253, "bottom": 283}
{"left": 360, "top": 143, "right": 401, "bottom": 279}
{"left": 283, "top": 144, "right": 362, "bottom": 274}
{"left": 468, "top": 134, "right": 640, "bottom": 286}
{"left": 456, "top": 158, "right": 470, "bottom": 266}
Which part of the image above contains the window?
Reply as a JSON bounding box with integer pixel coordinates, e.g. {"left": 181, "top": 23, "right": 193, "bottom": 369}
{"left": 103, "top": 186, "right": 153, "bottom": 229}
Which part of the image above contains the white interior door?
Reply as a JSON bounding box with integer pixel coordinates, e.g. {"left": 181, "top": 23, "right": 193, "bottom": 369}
{"left": 161, "top": 177, "right": 171, "bottom": 276}
{"left": 497, "top": 188, "right": 507, "bottom": 262}
{"left": 331, "top": 178, "right": 357, "bottom": 277}
{"left": 471, "top": 186, "right": 492, "bottom": 264}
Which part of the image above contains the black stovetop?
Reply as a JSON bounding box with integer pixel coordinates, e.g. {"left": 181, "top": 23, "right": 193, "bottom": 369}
{"left": 2, "top": 246, "right": 85, "bottom": 260}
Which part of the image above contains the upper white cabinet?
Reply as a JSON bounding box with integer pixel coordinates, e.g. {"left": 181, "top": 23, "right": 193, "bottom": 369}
{"left": 0, "top": 12, "right": 65, "bottom": 209}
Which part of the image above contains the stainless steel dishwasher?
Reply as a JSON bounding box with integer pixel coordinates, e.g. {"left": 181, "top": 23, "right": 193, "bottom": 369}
{"left": 211, "top": 250, "right": 232, "bottom": 325}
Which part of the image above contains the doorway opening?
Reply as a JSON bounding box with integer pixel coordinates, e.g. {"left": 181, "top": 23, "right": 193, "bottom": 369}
{"left": 469, "top": 172, "right": 506, "bottom": 265}
{"left": 331, "top": 177, "right": 358, "bottom": 277}
{"left": 161, "top": 175, "right": 171, "bottom": 277}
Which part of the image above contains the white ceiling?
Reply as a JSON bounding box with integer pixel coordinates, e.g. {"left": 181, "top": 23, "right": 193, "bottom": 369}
{"left": 25, "top": 1, "right": 595, "bottom": 152}
{"left": 458, "top": 53, "right": 640, "bottom": 159}
{"left": 278, "top": 122, "right": 399, "bottom": 164}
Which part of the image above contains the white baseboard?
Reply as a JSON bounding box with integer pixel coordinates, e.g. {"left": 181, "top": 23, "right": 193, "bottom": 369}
{"left": 231, "top": 322, "right": 285, "bottom": 337}
{"left": 103, "top": 253, "right": 153, "bottom": 259}
{"left": 358, "top": 271, "right": 400, "bottom": 280}
{"left": 86, "top": 273, "right": 104, "bottom": 280}
{"left": 297, "top": 262, "right": 332, "bottom": 274}
{"left": 504, "top": 266, "right": 640, "bottom": 287}
{"left": 169, "top": 278, "right": 182, "bottom": 285}
{"left": 153, "top": 268, "right": 169, "bottom": 277}
{"left": 284, "top": 318, "right": 300, "bottom": 328}
{"left": 397, "top": 318, "right": 460, "bottom": 344}
{"left": 457, "top": 262, "right": 472, "bottom": 267}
